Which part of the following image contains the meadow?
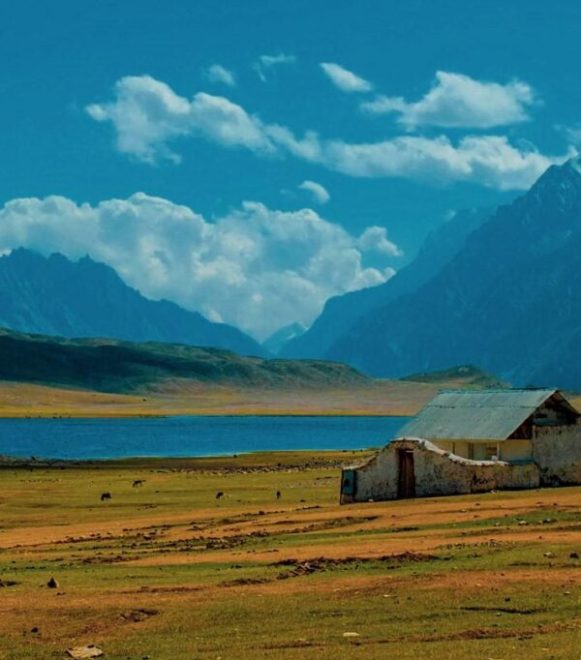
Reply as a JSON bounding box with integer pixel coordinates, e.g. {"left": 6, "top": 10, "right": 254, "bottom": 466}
{"left": 0, "top": 452, "right": 579, "bottom": 659}
{"left": 0, "top": 380, "right": 440, "bottom": 418}
{"left": 0, "top": 375, "right": 526, "bottom": 419}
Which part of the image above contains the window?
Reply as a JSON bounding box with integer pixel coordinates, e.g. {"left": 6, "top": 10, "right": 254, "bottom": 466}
{"left": 485, "top": 444, "right": 498, "bottom": 460}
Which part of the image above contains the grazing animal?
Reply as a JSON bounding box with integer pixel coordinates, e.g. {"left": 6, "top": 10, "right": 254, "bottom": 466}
{"left": 132, "top": 480, "right": 145, "bottom": 487}
{"left": 276, "top": 490, "right": 281, "bottom": 500}
{"left": 100, "top": 492, "right": 112, "bottom": 502}
{"left": 215, "top": 491, "right": 224, "bottom": 500}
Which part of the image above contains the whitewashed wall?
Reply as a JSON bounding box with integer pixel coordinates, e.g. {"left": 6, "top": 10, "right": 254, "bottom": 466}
{"left": 342, "top": 438, "right": 540, "bottom": 503}
{"left": 533, "top": 424, "right": 581, "bottom": 485}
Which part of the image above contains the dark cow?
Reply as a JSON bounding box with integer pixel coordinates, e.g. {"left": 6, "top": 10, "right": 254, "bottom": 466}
{"left": 100, "top": 492, "right": 112, "bottom": 502}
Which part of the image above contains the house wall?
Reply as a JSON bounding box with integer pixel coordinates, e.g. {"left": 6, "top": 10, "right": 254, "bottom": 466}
{"left": 341, "top": 438, "right": 540, "bottom": 503}
{"left": 533, "top": 400, "right": 576, "bottom": 425}
{"left": 500, "top": 439, "right": 532, "bottom": 462}
{"left": 434, "top": 439, "right": 532, "bottom": 461}
{"left": 472, "top": 443, "right": 492, "bottom": 461}
{"left": 532, "top": 424, "right": 581, "bottom": 485}
{"left": 433, "top": 441, "right": 471, "bottom": 459}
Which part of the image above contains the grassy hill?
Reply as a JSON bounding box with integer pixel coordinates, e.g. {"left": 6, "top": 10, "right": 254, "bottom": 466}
{"left": 401, "top": 364, "right": 508, "bottom": 389}
{"left": 0, "top": 330, "right": 525, "bottom": 419}
{"left": 0, "top": 328, "right": 368, "bottom": 394}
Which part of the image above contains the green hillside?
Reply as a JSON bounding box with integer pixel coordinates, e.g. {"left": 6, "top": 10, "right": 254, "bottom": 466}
{"left": 0, "top": 328, "right": 368, "bottom": 394}
{"left": 401, "top": 364, "right": 508, "bottom": 388}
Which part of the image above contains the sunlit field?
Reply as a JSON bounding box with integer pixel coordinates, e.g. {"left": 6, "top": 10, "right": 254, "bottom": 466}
{"left": 0, "top": 380, "right": 447, "bottom": 418}
{"left": 0, "top": 452, "right": 579, "bottom": 659}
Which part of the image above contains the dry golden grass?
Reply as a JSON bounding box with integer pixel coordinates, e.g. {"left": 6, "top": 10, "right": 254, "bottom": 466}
{"left": 0, "top": 379, "right": 444, "bottom": 418}
{"left": 0, "top": 454, "right": 579, "bottom": 659}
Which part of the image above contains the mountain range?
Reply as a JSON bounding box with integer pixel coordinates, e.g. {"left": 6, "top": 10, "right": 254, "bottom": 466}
{"left": 0, "top": 249, "right": 262, "bottom": 356}
{"left": 284, "top": 158, "right": 581, "bottom": 390}
{"left": 282, "top": 206, "right": 489, "bottom": 359}
{"left": 3, "top": 159, "right": 581, "bottom": 390}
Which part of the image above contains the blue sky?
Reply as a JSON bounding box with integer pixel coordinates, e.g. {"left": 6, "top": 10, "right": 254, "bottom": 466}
{"left": 1, "top": 1, "right": 580, "bottom": 339}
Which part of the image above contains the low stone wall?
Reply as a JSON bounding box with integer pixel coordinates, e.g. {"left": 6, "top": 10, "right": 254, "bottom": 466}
{"left": 342, "top": 438, "right": 540, "bottom": 503}
{"left": 532, "top": 425, "right": 581, "bottom": 485}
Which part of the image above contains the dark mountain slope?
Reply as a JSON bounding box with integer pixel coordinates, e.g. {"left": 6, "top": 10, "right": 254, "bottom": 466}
{"left": 0, "top": 249, "right": 262, "bottom": 355}
{"left": 326, "top": 158, "right": 581, "bottom": 389}
{"left": 0, "top": 328, "right": 368, "bottom": 393}
{"left": 282, "top": 207, "right": 488, "bottom": 358}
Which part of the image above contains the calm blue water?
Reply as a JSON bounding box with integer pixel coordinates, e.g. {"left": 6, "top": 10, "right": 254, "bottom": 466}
{"left": 0, "top": 416, "right": 407, "bottom": 460}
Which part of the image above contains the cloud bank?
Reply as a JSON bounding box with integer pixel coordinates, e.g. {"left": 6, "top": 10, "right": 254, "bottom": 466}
{"left": 0, "top": 194, "right": 398, "bottom": 339}
{"left": 361, "top": 71, "right": 535, "bottom": 129}
{"left": 87, "top": 75, "right": 568, "bottom": 190}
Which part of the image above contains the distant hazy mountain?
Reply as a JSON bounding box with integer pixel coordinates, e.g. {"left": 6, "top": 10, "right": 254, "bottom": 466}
{"left": 0, "top": 328, "right": 367, "bottom": 393}
{"left": 263, "top": 322, "right": 306, "bottom": 355}
{"left": 282, "top": 207, "right": 489, "bottom": 358}
{"left": 0, "top": 249, "right": 263, "bottom": 355}
{"left": 324, "top": 158, "right": 581, "bottom": 389}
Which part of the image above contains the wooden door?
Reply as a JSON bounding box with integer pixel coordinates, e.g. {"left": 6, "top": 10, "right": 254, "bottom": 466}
{"left": 341, "top": 469, "right": 356, "bottom": 497}
{"left": 397, "top": 450, "right": 416, "bottom": 498}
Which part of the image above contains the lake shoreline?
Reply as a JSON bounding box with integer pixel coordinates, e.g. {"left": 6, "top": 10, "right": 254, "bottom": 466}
{"left": 0, "top": 411, "right": 406, "bottom": 419}
{"left": 0, "top": 448, "right": 376, "bottom": 470}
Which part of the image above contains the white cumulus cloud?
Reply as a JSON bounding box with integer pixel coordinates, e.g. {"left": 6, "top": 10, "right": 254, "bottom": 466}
{"left": 298, "top": 180, "right": 330, "bottom": 204}
{"left": 361, "top": 71, "right": 536, "bottom": 129}
{"left": 86, "top": 76, "right": 192, "bottom": 164}
{"left": 189, "top": 92, "right": 273, "bottom": 151}
{"left": 358, "top": 226, "right": 402, "bottom": 257}
{"left": 0, "top": 194, "right": 399, "bottom": 340}
{"left": 204, "top": 64, "right": 236, "bottom": 87}
{"left": 87, "top": 76, "right": 273, "bottom": 163}
{"left": 320, "top": 62, "right": 372, "bottom": 93}
{"left": 312, "top": 134, "right": 565, "bottom": 190}
{"left": 87, "top": 75, "right": 569, "bottom": 190}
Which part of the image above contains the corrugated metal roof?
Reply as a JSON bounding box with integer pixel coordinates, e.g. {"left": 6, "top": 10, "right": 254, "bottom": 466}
{"left": 399, "top": 389, "right": 559, "bottom": 442}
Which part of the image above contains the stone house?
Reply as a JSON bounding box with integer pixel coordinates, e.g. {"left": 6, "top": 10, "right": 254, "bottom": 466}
{"left": 340, "top": 389, "right": 581, "bottom": 503}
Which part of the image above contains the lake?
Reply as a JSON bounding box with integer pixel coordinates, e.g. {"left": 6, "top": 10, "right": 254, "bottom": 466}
{"left": 0, "top": 415, "right": 408, "bottom": 460}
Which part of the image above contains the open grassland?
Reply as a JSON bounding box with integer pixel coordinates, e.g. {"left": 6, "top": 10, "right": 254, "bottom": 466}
{"left": 0, "top": 379, "right": 450, "bottom": 418}
{"left": 0, "top": 452, "right": 579, "bottom": 659}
